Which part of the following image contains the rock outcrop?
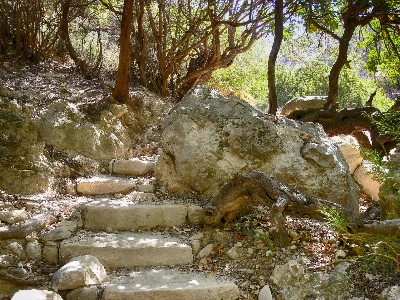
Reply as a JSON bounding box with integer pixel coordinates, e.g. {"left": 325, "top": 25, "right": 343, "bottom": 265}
{"left": 35, "top": 101, "right": 131, "bottom": 164}
{"left": 0, "top": 100, "right": 52, "bottom": 194}
{"left": 156, "top": 86, "right": 359, "bottom": 214}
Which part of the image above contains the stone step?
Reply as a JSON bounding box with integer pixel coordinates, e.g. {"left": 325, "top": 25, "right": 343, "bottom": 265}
{"left": 59, "top": 232, "right": 193, "bottom": 269}
{"left": 83, "top": 200, "right": 188, "bottom": 231}
{"left": 76, "top": 176, "right": 136, "bottom": 195}
{"left": 68, "top": 269, "right": 239, "bottom": 300}
{"left": 109, "top": 158, "right": 154, "bottom": 176}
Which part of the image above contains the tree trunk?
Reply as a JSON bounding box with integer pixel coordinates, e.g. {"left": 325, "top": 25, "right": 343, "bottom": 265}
{"left": 323, "top": 21, "right": 358, "bottom": 111}
{"left": 60, "top": 0, "right": 89, "bottom": 77}
{"left": 113, "top": 0, "right": 134, "bottom": 102}
{"left": 267, "top": 0, "right": 283, "bottom": 115}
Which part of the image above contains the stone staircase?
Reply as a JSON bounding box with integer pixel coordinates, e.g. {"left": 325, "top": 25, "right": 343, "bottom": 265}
{"left": 55, "top": 158, "right": 239, "bottom": 299}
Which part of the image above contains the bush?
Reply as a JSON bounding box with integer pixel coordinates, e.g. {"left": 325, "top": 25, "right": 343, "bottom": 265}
{"left": 211, "top": 38, "right": 393, "bottom": 111}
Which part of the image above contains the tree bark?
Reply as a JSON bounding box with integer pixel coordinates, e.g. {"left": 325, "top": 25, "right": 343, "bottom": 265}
{"left": 113, "top": 0, "right": 134, "bottom": 102}
{"left": 267, "top": 0, "right": 284, "bottom": 115}
{"left": 202, "top": 170, "right": 400, "bottom": 237}
{"left": 357, "top": 219, "right": 400, "bottom": 236}
{"left": 324, "top": 21, "right": 357, "bottom": 111}
{"left": 202, "top": 171, "right": 354, "bottom": 227}
{"left": 286, "top": 106, "right": 397, "bottom": 153}
{"left": 60, "top": 0, "right": 89, "bottom": 77}
{"left": 0, "top": 212, "right": 57, "bottom": 240}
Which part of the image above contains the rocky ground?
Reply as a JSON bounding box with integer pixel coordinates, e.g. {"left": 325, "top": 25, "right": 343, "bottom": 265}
{"left": 0, "top": 56, "right": 399, "bottom": 299}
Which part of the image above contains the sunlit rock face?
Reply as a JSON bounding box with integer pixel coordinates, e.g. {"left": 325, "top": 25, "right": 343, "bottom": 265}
{"left": 156, "top": 86, "right": 359, "bottom": 214}
{"left": 0, "top": 100, "right": 52, "bottom": 194}
{"left": 35, "top": 100, "right": 131, "bottom": 164}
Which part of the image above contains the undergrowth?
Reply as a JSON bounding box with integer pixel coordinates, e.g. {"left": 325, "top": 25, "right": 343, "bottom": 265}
{"left": 320, "top": 208, "right": 400, "bottom": 276}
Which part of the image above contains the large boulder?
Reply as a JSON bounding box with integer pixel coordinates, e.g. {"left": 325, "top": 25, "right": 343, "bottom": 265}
{"left": 379, "top": 145, "right": 400, "bottom": 220}
{"left": 280, "top": 96, "right": 327, "bottom": 116}
{"left": 35, "top": 101, "right": 131, "bottom": 164}
{"left": 156, "top": 86, "right": 359, "bottom": 214}
{"left": 0, "top": 100, "right": 52, "bottom": 194}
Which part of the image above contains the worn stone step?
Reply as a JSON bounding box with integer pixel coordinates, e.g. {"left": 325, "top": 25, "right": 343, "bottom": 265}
{"left": 83, "top": 200, "right": 188, "bottom": 231}
{"left": 59, "top": 232, "right": 193, "bottom": 269}
{"left": 67, "top": 269, "right": 239, "bottom": 300}
{"left": 109, "top": 158, "right": 154, "bottom": 176}
{"left": 76, "top": 176, "right": 136, "bottom": 195}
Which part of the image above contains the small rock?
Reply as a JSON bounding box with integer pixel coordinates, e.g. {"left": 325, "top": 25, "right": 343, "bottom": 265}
{"left": 247, "top": 248, "right": 254, "bottom": 255}
{"left": 66, "top": 180, "right": 77, "bottom": 195}
{"left": 11, "top": 289, "right": 62, "bottom": 300}
{"left": 258, "top": 285, "right": 273, "bottom": 300}
{"left": 43, "top": 241, "right": 59, "bottom": 264}
{"left": 227, "top": 245, "right": 242, "bottom": 260}
{"left": 52, "top": 255, "right": 107, "bottom": 292}
{"left": 199, "top": 257, "right": 208, "bottom": 265}
{"left": 0, "top": 209, "right": 30, "bottom": 224}
{"left": 5, "top": 242, "right": 25, "bottom": 258}
{"left": 198, "top": 244, "right": 213, "bottom": 258}
{"left": 335, "top": 249, "right": 346, "bottom": 259}
{"left": 40, "top": 221, "right": 77, "bottom": 241}
{"left": 191, "top": 240, "right": 201, "bottom": 256}
{"left": 26, "top": 241, "right": 43, "bottom": 260}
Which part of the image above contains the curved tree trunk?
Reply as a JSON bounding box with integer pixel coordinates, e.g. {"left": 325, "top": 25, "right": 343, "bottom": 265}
{"left": 267, "top": 0, "right": 283, "bottom": 115}
{"left": 60, "top": 0, "right": 89, "bottom": 77}
{"left": 323, "top": 21, "right": 357, "bottom": 111}
{"left": 113, "top": 0, "right": 134, "bottom": 102}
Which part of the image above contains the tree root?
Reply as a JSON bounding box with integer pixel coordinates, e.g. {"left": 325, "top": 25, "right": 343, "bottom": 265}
{"left": 0, "top": 212, "right": 57, "bottom": 240}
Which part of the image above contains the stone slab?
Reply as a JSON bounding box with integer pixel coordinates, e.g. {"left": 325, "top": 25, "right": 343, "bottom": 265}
{"left": 83, "top": 200, "right": 188, "bottom": 230}
{"left": 110, "top": 158, "right": 154, "bottom": 176}
{"left": 102, "top": 269, "right": 239, "bottom": 300}
{"left": 59, "top": 232, "right": 193, "bottom": 269}
{"left": 76, "top": 176, "right": 135, "bottom": 195}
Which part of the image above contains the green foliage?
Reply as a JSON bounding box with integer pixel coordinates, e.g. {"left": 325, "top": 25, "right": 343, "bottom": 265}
{"left": 362, "top": 20, "right": 400, "bottom": 89}
{"left": 361, "top": 148, "right": 389, "bottom": 182}
{"left": 321, "top": 207, "right": 400, "bottom": 276}
{"left": 319, "top": 208, "right": 350, "bottom": 233}
{"left": 211, "top": 37, "right": 390, "bottom": 111}
{"left": 361, "top": 109, "right": 400, "bottom": 181}
{"left": 351, "top": 234, "right": 400, "bottom": 276}
{"left": 371, "top": 109, "right": 400, "bottom": 142}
